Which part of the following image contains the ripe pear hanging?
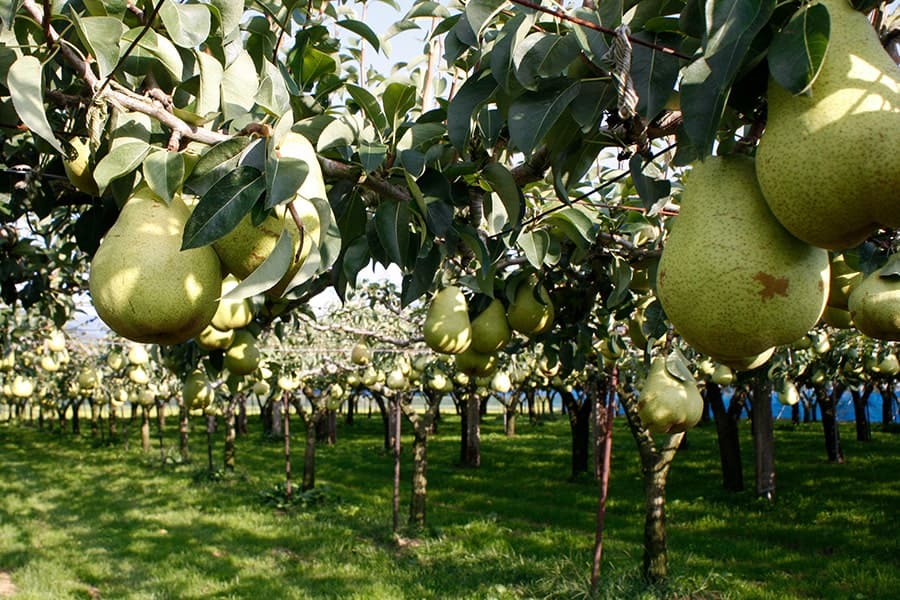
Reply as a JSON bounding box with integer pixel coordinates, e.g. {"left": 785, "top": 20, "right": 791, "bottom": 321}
{"left": 756, "top": 0, "right": 900, "bottom": 249}
{"left": 423, "top": 286, "right": 472, "bottom": 354}
{"left": 89, "top": 186, "right": 222, "bottom": 345}
{"left": 637, "top": 356, "right": 703, "bottom": 434}
{"left": 656, "top": 156, "right": 830, "bottom": 368}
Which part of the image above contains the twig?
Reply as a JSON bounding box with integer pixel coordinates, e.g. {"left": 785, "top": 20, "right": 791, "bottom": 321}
{"left": 294, "top": 312, "right": 423, "bottom": 348}
{"left": 95, "top": 0, "right": 168, "bottom": 97}
{"left": 508, "top": 0, "right": 691, "bottom": 60}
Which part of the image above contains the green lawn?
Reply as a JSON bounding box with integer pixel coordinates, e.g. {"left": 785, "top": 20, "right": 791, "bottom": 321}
{"left": 0, "top": 408, "right": 897, "bottom": 599}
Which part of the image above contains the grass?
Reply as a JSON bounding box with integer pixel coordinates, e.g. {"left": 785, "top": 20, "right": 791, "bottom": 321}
{"left": 0, "top": 409, "right": 897, "bottom": 599}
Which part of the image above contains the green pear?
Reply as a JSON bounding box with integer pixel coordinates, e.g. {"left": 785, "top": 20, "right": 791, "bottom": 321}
{"left": 755, "top": 0, "right": 900, "bottom": 249}
{"left": 656, "top": 156, "right": 829, "bottom": 365}
{"left": 424, "top": 286, "right": 472, "bottom": 354}
{"left": 875, "top": 353, "right": 900, "bottom": 376}
{"left": 196, "top": 324, "right": 235, "bottom": 350}
{"left": 777, "top": 380, "right": 800, "bottom": 406}
{"left": 183, "top": 369, "right": 213, "bottom": 410}
{"left": 210, "top": 275, "right": 254, "bottom": 331}
{"left": 722, "top": 348, "right": 776, "bottom": 372}
{"left": 847, "top": 257, "right": 900, "bottom": 341}
{"left": 636, "top": 356, "right": 703, "bottom": 434}
{"left": 63, "top": 137, "right": 99, "bottom": 196}
{"left": 506, "top": 275, "right": 554, "bottom": 335}
{"left": 454, "top": 346, "right": 497, "bottom": 377}
{"left": 224, "top": 329, "right": 261, "bottom": 375}
{"left": 470, "top": 299, "right": 511, "bottom": 353}
{"left": 89, "top": 185, "right": 222, "bottom": 345}
{"left": 350, "top": 341, "right": 371, "bottom": 365}
{"left": 827, "top": 253, "right": 863, "bottom": 309}
{"left": 710, "top": 364, "right": 735, "bottom": 386}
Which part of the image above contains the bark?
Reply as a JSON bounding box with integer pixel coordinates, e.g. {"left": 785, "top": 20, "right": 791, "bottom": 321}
{"left": 156, "top": 400, "right": 167, "bottom": 464}
{"left": 851, "top": 386, "right": 872, "bottom": 442}
{"left": 590, "top": 369, "right": 616, "bottom": 592}
{"left": 141, "top": 407, "right": 151, "bottom": 453}
{"left": 283, "top": 392, "right": 292, "bottom": 499}
{"left": 561, "top": 388, "right": 592, "bottom": 479}
{"left": 463, "top": 388, "right": 481, "bottom": 468}
{"left": 205, "top": 414, "right": 216, "bottom": 472}
{"left": 373, "top": 392, "right": 391, "bottom": 451}
{"left": 621, "top": 389, "right": 684, "bottom": 583}
{"left": 237, "top": 395, "right": 248, "bottom": 436}
{"left": 178, "top": 398, "right": 189, "bottom": 461}
{"left": 90, "top": 401, "right": 100, "bottom": 437}
{"left": 880, "top": 380, "right": 896, "bottom": 430}
{"left": 818, "top": 384, "right": 844, "bottom": 463}
{"left": 109, "top": 404, "right": 117, "bottom": 439}
{"left": 402, "top": 391, "right": 443, "bottom": 529}
{"left": 345, "top": 391, "right": 356, "bottom": 425}
{"left": 224, "top": 399, "right": 237, "bottom": 471}
{"left": 302, "top": 414, "right": 317, "bottom": 492}
{"left": 72, "top": 400, "right": 82, "bottom": 435}
{"left": 391, "top": 394, "right": 402, "bottom": 533}
{"left": 751, "top": 378, "right": 775, "bottom": 501}
{"left": 708, "top": 384, "right": 745, "bottom": 492}
{"left": 526, "top": 388, "right": 536, "bottom": 423}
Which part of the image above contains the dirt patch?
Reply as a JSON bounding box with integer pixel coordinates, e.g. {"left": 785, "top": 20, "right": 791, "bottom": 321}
{"left": 0, "top": 571, "right": 17, "bottom": 598}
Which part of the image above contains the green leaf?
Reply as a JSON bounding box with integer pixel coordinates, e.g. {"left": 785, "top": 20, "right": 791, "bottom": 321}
{"left": 630, "top": 31, "right": 681, "bottom": 119}
{"left": 508, "top": 79, "right": 581, "bottom": 155}
{"left": 542, "top": 207, "right": 598, "bottom": 248}
{"left": 336, "top": 20, "right": 380, "bottom": 51}
{"left": 221, "top": 51, "right": 258, "bottom": 121}
{"left": 768, "top": 3, "right": 830, "bottom": 95}
{"left": 8, "top": 55, "right": 63, "bottom": 154}
{"left": 358, "top": 139, "right": 388, "bottom": 173}
{"left": 194, "top": 50, "right": 224, "bottom": 119}
{"left": 93, "top": 141, "right": 151, "bottom": 193}
{"left": 208, "top": 0, "right": 243, "bottom": 36}
{"left": 456, "top": 224, "right": 491, "bottom": 276}
{"left": 341, "top": 236, "right": 370, "bottom": 289}
{"left": 0, "top": 0, "right": 19, "bottom": 31}
{"left": 224, "top": 230, "right": 294, "bottom": 300}
{"left": 383, "top": 81, "right": 416, "bottom": 137}
{"left": 571, "top": 8, "right": 610, "bottom": 62}
{"left": 299, "top": 47, "right": 337, "bottom": 87}
{"left": 346, "top": 83, "right": 388, "bottom": 133}
{"left": 447, "top": 70, "right": 497, "bottom": 153}
{"left": 405, "top": 1, "right": 451, "bottom": 19}
{"left": 256, "top": 59, "right": 291, "bottom": 117}
{"left": 142, "top": 150, "right": 185, "bottom": 203}
{"left": 481, "top": 162, "right": 523, "bottom": 233}
{"left": 517, "top": 230, "right": 551, "bottom": 268}
{"left": 629, "top": 155, "right": 672, "bottom": 210}
{"left": 665, "top": 348, "right": 697, "bottom": 384}
{"left": 878, "top": 254, "right": 900, "bottom": 279}
{"left": 402, "top": 243, "right": 441, "bottom": 306}
{"left": 182, "top": 167, "right": 265, "bottom": 249}
{"left": 185, "top": 137, "right": 253, "bottom": 195}
{"left": 71, "top": 15, "right": 126, "bottom": 79}
{"left": 318, "top": 118, "right": 357, "bottom": 151}
{"left": 513, "top": 33, "right": 580, "bottom": 91}
{"left": 265, "top": 153, "right": 309, "bottom": 209}
{"left": 120, "top": 27, "right": 184, "bottom": 81}
{"left": 159, "top": 0, "right": 211, "bottom": 48}
{"left": 704, "top": 0, "right": 772, "bottom": 56}
{"left": 465, "top": 0, "right": 507, "bottom": 39}
{"left": 375, "top": 200, "right": 410, "bottom": 267}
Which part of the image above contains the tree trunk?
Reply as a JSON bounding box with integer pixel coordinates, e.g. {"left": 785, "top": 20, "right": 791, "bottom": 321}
{"left": 109, "top": 404, "right": 118, "bottom": 439}
{"left": 345, "top": 391, "right": 355, "bottom": 425}
{"left": 504, "top": 404, "right": 517, "bottom": 437}
{"left": 708, "top": 384, "right": 744, "bottom": 492}
{"left": 141, "top": 407, "right": 151, "bottom": 453}
{"left": 302, "top": 413, "right": 317, "bottom": 492}
{"left": 72, "top": 401, "right": 82, "bottom": 435}
{"left": 851, "top": 386, "right": 872, "bottom": 442}
{"left": 463, "top": 388, "right": 481, "bottom": 468}
{"left": 373, "top": 392, "right": 391, "bottom": 451}
{"left": 224, "top": 400, "right": 237, "bottom": 471}
{"left": 880, "top": 380, "right": 896, "bottom": 431}
{"left": 591, "top": 369, "right": 615, "bottom": 591}
{"left": 326, "top": 409, "right": 337, "bottom": 445}
{"left": 90, "top": 401, "right": 100, "bottom": 437}
{"left": 819, "top": 384, "right": 844, "bottom": 463}
{"left": 283, "top": 392, "right": 292, "bottom": 499}
{"left": 391, "top": 395, "right": 402, "bottom": 533}
{"left": 178, "top": 398, "right": 189, "bottom": 461}
{"left": 206, "top": 414, "right": 216, "bottom": 472}
{"left": 751, "top": 378, "right": 775, "bottom": 501}
{"left": 409, "top": 424, "right": 428, "bottom": 529}
{"left": 237, "top": 395, "right": 248, "bottom": 436}
{"left": 562, "top": 389, "right": 591, "bottom": 479}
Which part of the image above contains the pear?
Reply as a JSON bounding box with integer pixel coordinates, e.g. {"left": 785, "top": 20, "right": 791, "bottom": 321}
{"left": 470, "top": 298, "right": 511, "bottom": 353}
{"left": 183, "top": 369, "right": 214, "bottom": 410}
{"left": 710, "top": 364, "right": 735, "bottom": 386}
{"left": 656, "top": 156, "right": 829, "bottom": 365}
{"left": 756, "top": 0, "right": 900, "bottom": 249}
{"left": 224, "top": 329, "right": 261, "bottom": 375}
{"left": 847, "top": 257, "right": 900, "bottom": 341}
{"left": 490, "top": 371, "right": 512, "bottom": 394}
{"left": 777, "top": 380, "right": 801, "bottom": 406}
{"left": 424, "top": 286, "right": 472, "bottom": 354}
{"left": 63, "top": 137, "right": 99, "bottom": 196}
{"left": 350, "top": 341, "right": 372, "bottom": 365}
{"left": 506, "top": 275, "right": 554, "bottom": 335}
{"left": 210, "top": 275, "right": 254, "bottom": 331}
{"left": 196, "top": 324, "right": 235, "bottom": 350}
{"left": 875, "top": 353, "right": 900, "bottom": 376}
{"left": 89, "top": 186, "right": 222, "bottom": 345}
{"left": 827, "top": 253, "right": 863, "bottom": 309}
{"left": 636, "top": 356, "right": 703, "bottom": 434}
{"left": 822, "top": 305, "right": 854, "bottom": 329}
{"left": 454, "top": 346, "right": 498, "bottom": 377}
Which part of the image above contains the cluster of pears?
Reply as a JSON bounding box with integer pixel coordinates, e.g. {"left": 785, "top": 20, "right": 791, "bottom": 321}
{"left": 89, "top": 131, "right": 326, "bottom": 346}
{"left": 637, "top": 353, "right": 704, "bottom": 435}
{"left": 195, "top": 277, "right": 262, "bottom": 375}
{"left": 755, "top": 0, "right": 900, "bottom": 251}
{"left": 423, "top": 275, "right": 554, "bottom": 377}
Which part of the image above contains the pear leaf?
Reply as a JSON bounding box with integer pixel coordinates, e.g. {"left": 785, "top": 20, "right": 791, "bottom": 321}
{"left": 142, "top": 150, "right": 185, "bottom": 204}
{"left": 768, "top": 3, "right": 830, "bottom": 95}
{"left": 346, "top": 83, "right": 388, "bottom": 133}
{"left": 518, "top": 230, "right": 551, "bottom": 268}
{"left": 465, "top": 0, "right": 507, "bottom": 39}
{"left": 158, "top": 0, "right": 211, "bottom": 48}
{"left": 185, "top": 137, "right": 252, "bottom": 195}
{"left": 265, "top": 153, "right": 309, "bottom": 209}
{"left": 182, "top": 166, "right": 265, "bottom": 249}
{"left": 447, "top": 70, "right": 497, "bottom": 153}
{"left": 93, "top": 141, "right": 151, "bottom": 193}
{"left": 375, "top": 200, "right": 410, "bottom": 268}
{"left": 71, "top": 15, "right": 126, "bottom": 79}
{"left": 223, "top": 230, "right": 293, "bottom": 300}
{"left": 665, "top": 348, "right": 696, "bottom": 383}
{"left": 508, "top": 80, "right": 581, "bottom": 155}
{"left": 8, "top": 55, "right": 64, "bottom": 154}
{"left": 336, "top": 19, "right": 380, "bottom": 51}
{"left": 481, "top": 162, "right": 524, "bottom": 232}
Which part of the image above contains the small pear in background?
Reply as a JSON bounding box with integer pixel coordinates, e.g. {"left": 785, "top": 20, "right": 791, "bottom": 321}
{"left": 424, "top": 286, "right": 472, "bottom": 354}
{"left": 756, "top": 0, "right": 900, "bottom": 249}
{"left": 637, "top": 355, "right": 703, "bottom": 435}
{"left": 656, "top": 155, "right": 829, "bottom": 368}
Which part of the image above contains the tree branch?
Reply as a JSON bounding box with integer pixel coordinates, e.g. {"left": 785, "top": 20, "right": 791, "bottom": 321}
{"left": 294, "top": 311, "right": 423, "bottom": 348}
